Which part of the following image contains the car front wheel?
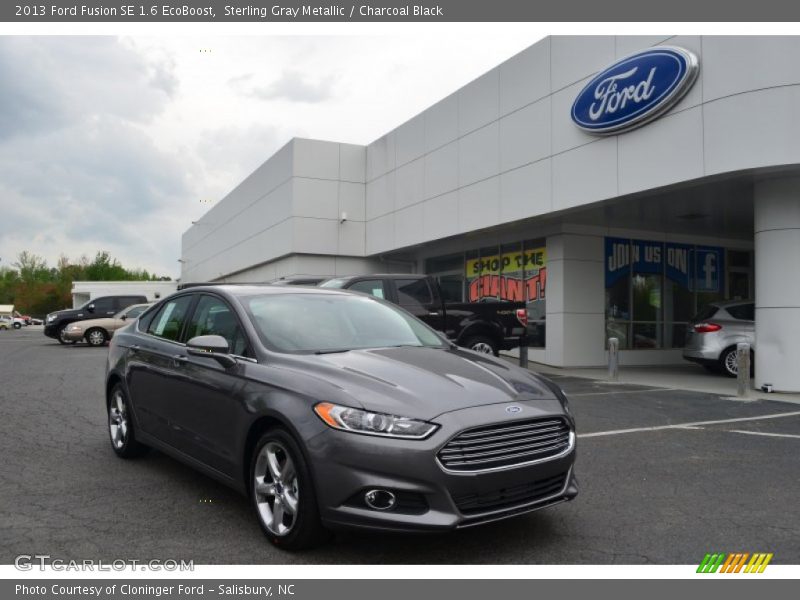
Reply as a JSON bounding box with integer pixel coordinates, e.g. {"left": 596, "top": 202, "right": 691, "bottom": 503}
{"left": 250, "top": 428, "right": 327, "bottom": 550}
{"left": 57, "top": 325, "right": 78, "bottom": 345}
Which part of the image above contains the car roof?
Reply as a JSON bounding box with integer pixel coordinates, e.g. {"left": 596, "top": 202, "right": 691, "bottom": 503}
{"left": 180, "top": 284, "right": 355, "bottom": 297}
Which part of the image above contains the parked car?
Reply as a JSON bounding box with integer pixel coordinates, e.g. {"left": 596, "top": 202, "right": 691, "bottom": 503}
{"left": 105, "top": 285, "right": 577, "bottom": 549}
{"left": 13, "top": 311, "right": 31, "bottom": 325}
{"left": 63, "top": 303, "right": 152, "bottom": 346}
{"left": 0, "top": 317, "right": 11, "bottom": 331}
{"left": 0, "top": 315, "right": 25, "bottom": 329}
{"left": 683, "top": 300, "right": 755, "bottom": 377}
{"left": 319, "top": 274, "right": 527, "bottom": 355}
{"left": 45, "top": 295, "right": 148, "bottom": 345}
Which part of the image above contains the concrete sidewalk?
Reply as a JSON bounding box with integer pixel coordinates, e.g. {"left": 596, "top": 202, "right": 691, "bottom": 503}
{"left": 501, "top": 355, "right": 800, "bottom": 405}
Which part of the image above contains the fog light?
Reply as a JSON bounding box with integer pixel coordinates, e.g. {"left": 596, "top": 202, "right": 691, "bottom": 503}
{"left": 364, "top": 489, "right": 396, "bottom": 511}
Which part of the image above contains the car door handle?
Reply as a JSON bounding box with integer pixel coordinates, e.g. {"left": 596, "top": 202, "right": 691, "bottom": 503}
{"left": 172, "top": 354, "right": 188, "bottom": 366}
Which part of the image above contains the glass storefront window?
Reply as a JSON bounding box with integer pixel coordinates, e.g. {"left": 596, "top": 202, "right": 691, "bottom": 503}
{"left": 605, "top": 237, "right": 744, "bottom": 350}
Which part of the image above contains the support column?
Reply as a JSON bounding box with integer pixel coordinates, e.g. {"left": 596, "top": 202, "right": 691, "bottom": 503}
{"left": 754, "top": 178, "right": 800, "bottom": 392}
{"left": 544, "top": 233, "right": 606, "bottom": 367}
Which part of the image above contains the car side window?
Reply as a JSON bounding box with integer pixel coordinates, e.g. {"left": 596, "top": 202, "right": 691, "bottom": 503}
{"left": 187, "top": 295, "right": 250, "bottom": 357}
{"left": 395, "top": 278, "right": 433, "bottom": 306}
{"left": 348, "top": 279, "right": 386, "bottom": 299}
{"left": 125, "top": 305, "right": 147, "bottom": 319}
{"left": 90, "top": 297, "right": 113, "bottom": 312}
{"left": 146, "top": 296, "right": 194, "bottom": 342}
{"left": 727, "top": 303, "right": 755, "bottom": 321}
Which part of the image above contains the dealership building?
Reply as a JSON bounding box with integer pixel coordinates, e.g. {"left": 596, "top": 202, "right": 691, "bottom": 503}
{"left": 181, "top": 35, "right": 800, "bottom": 392}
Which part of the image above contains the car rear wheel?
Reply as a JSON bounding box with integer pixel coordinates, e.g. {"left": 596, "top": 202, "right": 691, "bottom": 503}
{"left": 13, "top": 322, "right": 21, "bottom": 329}
{"left": 463, "top": 335, "right": 498, "bottom": 356}
{"left": 57, "top": 325, "right": 78, "bottom": 345}
{"left": 720, "top": 347, "right": 755, "bottom": 378}
{"left": 250, "top": 428, "right": 328, "bottom": 550}
{"left": 108, "top": 384, "right": 148, "bottom": 458}
{"left": 86, "top": 328, "right": 108, "bottom": 347}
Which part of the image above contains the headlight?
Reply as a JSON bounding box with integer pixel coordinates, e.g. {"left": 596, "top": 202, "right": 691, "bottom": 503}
{"left": 313, "top": 402, "right": 437, "bottom": 439}
{"left": 46, "top": 314, "right": 56, "bottom": 323}
{"left": 67, "top": 325, "right": 82, "bottom": 332}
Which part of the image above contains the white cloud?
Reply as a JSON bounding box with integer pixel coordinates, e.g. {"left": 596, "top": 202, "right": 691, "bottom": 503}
{"left": 0, "top": 33, "right": 540, "bottom": 279}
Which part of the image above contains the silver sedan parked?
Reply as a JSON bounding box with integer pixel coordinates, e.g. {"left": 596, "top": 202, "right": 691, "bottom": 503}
{"left": 683, "top": 300, "right": 754, "bottom": 377}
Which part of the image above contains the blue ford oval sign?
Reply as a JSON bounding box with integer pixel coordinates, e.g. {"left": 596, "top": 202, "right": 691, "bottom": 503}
{"left": 571, "top": 46, "right": 699, "bottom": 135}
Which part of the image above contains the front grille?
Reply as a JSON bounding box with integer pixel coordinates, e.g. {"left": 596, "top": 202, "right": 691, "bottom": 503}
{"left": 452, "top": 472, "right": 568, "bottom": 516}
{"left": 437, "top": 417, "right": 572, "bottom": 472}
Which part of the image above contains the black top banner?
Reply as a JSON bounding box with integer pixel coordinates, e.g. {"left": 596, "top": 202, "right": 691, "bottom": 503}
{"left": 3, "top": 0, "right": 800, "bottom": 22}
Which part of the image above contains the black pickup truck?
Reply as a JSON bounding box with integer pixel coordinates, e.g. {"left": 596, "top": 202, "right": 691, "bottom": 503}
{"left": 319, "top": 274, "right": 527, "bottom": 355}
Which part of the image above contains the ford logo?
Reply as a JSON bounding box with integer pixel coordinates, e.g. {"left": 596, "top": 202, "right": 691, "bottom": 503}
{"left": 505, "top": 405, "right": 522, "bottom": 414}
{"left": 571, "top": 46, "right": 699, "bottom": 135}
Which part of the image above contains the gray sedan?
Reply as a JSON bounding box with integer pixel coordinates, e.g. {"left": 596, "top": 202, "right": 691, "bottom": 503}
{"left": 105, "top": 285, "right": 577, "bottom": 550}
{"left": 683, "top": 300, "right": 755, "bottom": 377}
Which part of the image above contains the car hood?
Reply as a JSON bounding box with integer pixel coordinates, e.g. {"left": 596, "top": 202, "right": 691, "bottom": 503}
{"left": 277, "top": 346, "right": 559, "bottom": 421}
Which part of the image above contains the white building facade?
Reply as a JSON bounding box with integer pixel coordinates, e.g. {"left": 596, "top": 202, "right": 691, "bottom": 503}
{"left": 181, "top": 36, "right": 800, "bottom": 391}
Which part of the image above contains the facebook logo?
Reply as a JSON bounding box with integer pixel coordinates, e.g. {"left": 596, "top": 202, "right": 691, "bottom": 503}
{"left": 695, "top": 248, "right": 723, "bottom": 292}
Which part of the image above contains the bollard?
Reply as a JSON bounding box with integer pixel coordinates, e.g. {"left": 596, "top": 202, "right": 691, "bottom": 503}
{"left": 519, "top": 336, "right": 529, "bottom": 369}
{"left": 736, "top": 342, "right": 751, "bottom": 397}
{"left": 607, "top": 337, "right": 619, "bottom": 382}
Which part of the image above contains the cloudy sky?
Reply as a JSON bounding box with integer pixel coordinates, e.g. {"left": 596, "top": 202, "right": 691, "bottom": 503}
{"left": 0, "top": 33, "right": 540, "bottom": 278}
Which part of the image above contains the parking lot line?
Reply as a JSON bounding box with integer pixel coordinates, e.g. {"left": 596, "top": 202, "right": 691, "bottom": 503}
{"left": 578, "top": 410, "right": 800, "bottom": 438}
{"left": 569, "top": 388, "right": 676, "bottom": 397}
{"left": 728, "top": 429, "right": 800, "bottom": 440}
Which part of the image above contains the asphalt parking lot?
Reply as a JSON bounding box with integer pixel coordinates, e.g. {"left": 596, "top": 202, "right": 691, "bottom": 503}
{"left": 1, "top": 327, "right": 798, "bottom": 564}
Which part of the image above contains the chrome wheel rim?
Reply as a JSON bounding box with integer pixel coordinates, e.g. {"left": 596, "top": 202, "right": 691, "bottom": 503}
{"left": 108, "top": 391, "right": 128, "bottom": 450}
{"left": 253, "top": 441, "right": 299, "bottom": 537}
{"left": 725, "top": 351, "right": 738, "bottom": 375}
{"left": 472, "top": 342, "right": 494, "bottom": 354}
{"left": 88, "top": 330, "right": 105, "bottom": 345}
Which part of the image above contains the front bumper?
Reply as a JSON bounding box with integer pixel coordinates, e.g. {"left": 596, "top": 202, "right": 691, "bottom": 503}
{"left": 62, "top": 330, "right": 84, "bottom": 342}
{"left": 43, "top": 324, "right": 60, "bottom": 339}
{"left": 306, "top": 400, "right": 577, "bottom": 532}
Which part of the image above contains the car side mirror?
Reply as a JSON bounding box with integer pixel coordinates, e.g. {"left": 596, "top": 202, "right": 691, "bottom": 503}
{"left": 86, "top": 304, "right": 95, "bottom": 313}
{"left": 120, "top": 314, "right": 127, "bottom": 321}
{"left": 187, "top": 335, "right": 236, "bottom": 368}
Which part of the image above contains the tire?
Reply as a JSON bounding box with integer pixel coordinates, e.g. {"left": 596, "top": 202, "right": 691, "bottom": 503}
{"left": 250, "top": 427, "right": 328, "bottom": 550}
{"left": 107, "top": 384, "right": 149, "bottom": 458}
{"left": 462, "top": 335, "right": 499, "bottom": 356}
{"left": 13, "top": 322, "right": 21, "bottom": 329}
{"left": 86, "top": 328, "right": 108, "bottom": 347}
{"left": 57, "top": 325, "right": 78, "bottom": 345}
{"left": 719, "top": 347, "right": 755, "bottom": 378}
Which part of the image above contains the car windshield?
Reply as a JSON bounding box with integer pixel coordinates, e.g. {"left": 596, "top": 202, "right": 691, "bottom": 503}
{"left": 318, "top": 278, "right": 347, "bottom": 289}
{"left": 242, "top": 293, "right": 446, "bottom": 354}
{"left": 115, "top": 305, "right": 148, "bottom": 319}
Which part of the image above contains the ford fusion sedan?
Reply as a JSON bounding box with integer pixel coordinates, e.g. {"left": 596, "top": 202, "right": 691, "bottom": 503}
{"left": 64, "top": 303, "right": 151, "bottom": 346}
{"left": 105, "top": 285, "right": 577, "bottom": 549}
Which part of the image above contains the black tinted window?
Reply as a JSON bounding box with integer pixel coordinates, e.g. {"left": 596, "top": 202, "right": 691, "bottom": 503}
{"left": 726, "top": 303, "right": 755, "bottom": 321}
{"left": 187, "top": 296, "right": 249, "bottom": 356}
{"left": 92, "top": 298, "right": 116, "bottom": 312}
{"left": 147, "top": 296, "right": 193, "bottom": 341}
{"left": 348, "top": 280, "right": 386, "bottom": 299}
{"left": 395, "top": 279, "right": 432, "bottom": 305}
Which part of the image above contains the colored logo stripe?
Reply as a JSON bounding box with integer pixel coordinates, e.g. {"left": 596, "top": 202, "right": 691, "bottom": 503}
{"left": 697, "top": 553, "right": 773, "bottom": 573}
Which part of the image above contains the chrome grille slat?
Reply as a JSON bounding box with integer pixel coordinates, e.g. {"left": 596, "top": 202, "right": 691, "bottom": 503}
{"left": 439, "top": 431, "right": 568, "bottom": 459}
{"left": 456, "top": 419, "right": 564, "bottom": 439}
{"left": 444, "top": 441, "right": 571, "bottom": 466}
{"left": 438, "top": 417, "right": 572, "bottom": 472}
{"left": 443, "top": 424, "right": 568, "bottom": 447}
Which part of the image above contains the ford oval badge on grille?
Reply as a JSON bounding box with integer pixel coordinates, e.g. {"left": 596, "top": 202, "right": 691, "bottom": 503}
{"left": 505, "top": 405, "right": 522, "bottom": 414}
{"left": 571, "top": 46, "right": 699, "bottom": 135}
